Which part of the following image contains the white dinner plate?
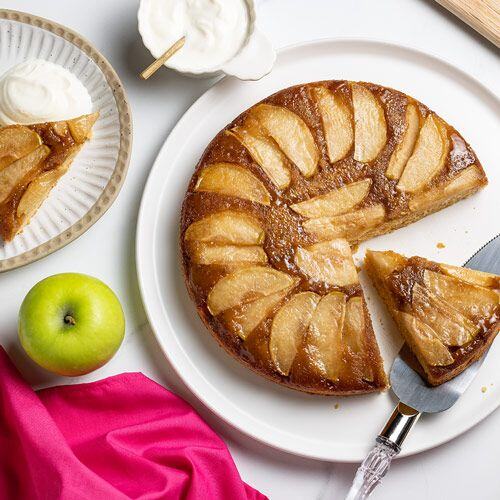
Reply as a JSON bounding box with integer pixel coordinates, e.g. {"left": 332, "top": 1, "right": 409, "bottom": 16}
{"left": 136, "top": 39, "right": 500, "bottom": 462}
{"left": 0, "top": 10, "right": 131, "bottom": 271}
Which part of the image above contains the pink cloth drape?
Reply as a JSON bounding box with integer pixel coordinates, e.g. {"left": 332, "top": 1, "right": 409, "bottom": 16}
{"left": 0, "top": 347, "right": 266, "bottom": 500}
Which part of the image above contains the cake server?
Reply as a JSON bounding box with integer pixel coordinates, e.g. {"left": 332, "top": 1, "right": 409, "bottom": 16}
{"left": 346, "top": 234, "right": 500, "bottom": 500}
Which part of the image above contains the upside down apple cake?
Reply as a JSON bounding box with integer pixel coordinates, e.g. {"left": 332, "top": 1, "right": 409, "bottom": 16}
{"left": 180, "top": 80, "right": 488, "bottom": 395}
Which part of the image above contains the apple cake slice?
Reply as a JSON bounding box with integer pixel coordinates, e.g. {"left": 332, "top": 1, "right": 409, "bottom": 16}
{"left": 181, "top": 80, "right": 488, "bottom": 395}
{"left": 0, "top": 113, "right": 99, "bottom": 241}
{"left": 365, "top": 250, "right": 500, "bottom": 386}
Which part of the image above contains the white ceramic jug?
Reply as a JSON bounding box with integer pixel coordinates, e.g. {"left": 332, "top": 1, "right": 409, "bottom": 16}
{"left": 138, "top": 0, "right": 275, "bottom": 80}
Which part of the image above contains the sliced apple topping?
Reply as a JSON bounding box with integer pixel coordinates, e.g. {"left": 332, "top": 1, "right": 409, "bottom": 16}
{"left": 291, "top": 179, "right": 371, "bottom": 218}
{"left": 365, "top": 250, "right": 407, "bottom": 279}
{"left": 386, "top": 104, "right": 420, "bottom": 180}
{"left": 439, "top": 262, "right": 500, "bottom": 289}
{"left": 343, "top": 297, "right": 374, "bottom": 381}
{"left": 295, "top": 238, "right": 358, "bottom": 286}
{"left": 270, "top": 292, "right": 321, "bottom": 375}
{"left": 410, "top": 282, "right": 477, "bottom": 346}
{"left": 351, "top": 84, "right": 387, "bottom": 162}
{"left": 397, "top": 114, "right": 449, "bottom": 193}
{"left": 17, "top": 167, "right": 62, "bottom": 223}
{"left": 207, "top": 266, "right": 296, "bottom": 315}
{"left": 396, "top": 311, "right": 454, "bottom": 367}
{"left": 0, "top": 126, "right": 41, "bottom": 170}
{"left": 231, "top": 126, "right": 291, "bottom": 189}
{"left": 195, "top": 163, "right": 271, "bottom": 205}
{"left": 67, "top": 113, "right": 99, "bottom": 143}
{"left": 189, "top": 243, "right": 267, "bottom": 266}
{"left": 311, "top": 86, "right": 353, "bottom": 163}
{"left": 184, "top": 211, "right": 264, "bottom": 245}
{"left": 225, "top": 287, "right": 295, "bottom": 340}
{"left": 423, "top": 270, "right": 499, "bottom": 319}
{"left": 303, "top": 204, "right": 385, "bottom": 241}
{"left": 0, "top": 145, "right": 50, "bottom": 204}
{"left": 305, "top": 291, "right": 346, "bottom": 381}
{"left": 250, "top": 104, "right": 320, "bottom": 178}
{"left": 409, "top": 164, "right": 484, "bottom": 212}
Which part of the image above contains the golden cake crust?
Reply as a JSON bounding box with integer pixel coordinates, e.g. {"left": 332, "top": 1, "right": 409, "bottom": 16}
{"left": 180, "top": 80, "right": 487, "bottom": 395}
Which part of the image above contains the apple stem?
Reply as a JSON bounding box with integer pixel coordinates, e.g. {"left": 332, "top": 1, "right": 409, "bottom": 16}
{"left": 64, "top": 315, "right": 76, "bottom": 326}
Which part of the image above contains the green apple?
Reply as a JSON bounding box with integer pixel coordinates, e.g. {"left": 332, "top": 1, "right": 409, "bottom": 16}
{"left": 18, "top": 273, "right": 125, "bottom": 376}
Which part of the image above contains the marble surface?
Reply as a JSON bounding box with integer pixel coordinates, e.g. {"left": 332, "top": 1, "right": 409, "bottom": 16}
{"left": 1, "top": 1, "right": 499, "bottom": 498}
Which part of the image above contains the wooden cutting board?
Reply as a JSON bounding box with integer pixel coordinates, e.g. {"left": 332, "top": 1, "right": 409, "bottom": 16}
{"left": 434, "top": 0, "right": 500, "bottom": 47}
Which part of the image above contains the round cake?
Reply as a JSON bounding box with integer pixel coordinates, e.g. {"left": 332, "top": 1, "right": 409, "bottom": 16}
{"left": 180, "top": 80, "right": 486, "bottom": 395}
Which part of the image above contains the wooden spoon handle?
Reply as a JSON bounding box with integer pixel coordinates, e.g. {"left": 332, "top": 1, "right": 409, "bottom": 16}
{"left": 140, "top": 36, "right": 186, "bottom": 80}
{"left": 434, "top": 0, "right": 500, "bottom": 47}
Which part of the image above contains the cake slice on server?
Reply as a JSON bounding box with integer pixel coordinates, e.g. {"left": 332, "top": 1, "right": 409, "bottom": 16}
{"left": 365, "top": 250, "right": 500, "bottom": 386}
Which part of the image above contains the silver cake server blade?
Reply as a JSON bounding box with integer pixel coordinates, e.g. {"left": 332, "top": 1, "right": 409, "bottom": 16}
{"left": 346, "top": 234, "right": 500, "bottom": 500}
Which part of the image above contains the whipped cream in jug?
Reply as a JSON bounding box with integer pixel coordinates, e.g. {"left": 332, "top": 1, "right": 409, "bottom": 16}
{"left": 139, "top": 0, "right": 250, "bottom": 73}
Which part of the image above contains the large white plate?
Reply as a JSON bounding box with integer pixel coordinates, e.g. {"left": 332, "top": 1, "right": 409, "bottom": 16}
{"left": 136, "top": 39, "right": 500, "bottom": 462}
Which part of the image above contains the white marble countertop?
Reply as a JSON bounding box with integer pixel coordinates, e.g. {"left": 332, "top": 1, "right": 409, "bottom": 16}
{"left": 1, "top": 0, "right": 499, "bottom": 498}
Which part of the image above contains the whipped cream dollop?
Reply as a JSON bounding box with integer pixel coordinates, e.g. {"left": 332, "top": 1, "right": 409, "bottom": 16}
{"left": 139, "top": 0, "right": 249, "bottom": 72}
{"left": 0, "top": 59, "right": 92, "bottom": 126}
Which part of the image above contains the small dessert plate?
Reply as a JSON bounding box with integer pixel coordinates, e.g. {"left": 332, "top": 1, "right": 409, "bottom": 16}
{"left": 0, "top": 9, "right": 132, "bottom": 272}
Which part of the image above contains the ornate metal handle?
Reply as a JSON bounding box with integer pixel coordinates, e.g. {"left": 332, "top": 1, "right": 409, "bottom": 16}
{"left": 345, "top": 402, "right": 420, "bottom": 500}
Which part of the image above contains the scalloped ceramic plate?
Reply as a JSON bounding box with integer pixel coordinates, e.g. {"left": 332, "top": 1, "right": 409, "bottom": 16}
{"left": 0, "top": 10, "right": 132, "bottom": 272}
{"left": 136, "top": 39, "right": 500, "bottom": 462}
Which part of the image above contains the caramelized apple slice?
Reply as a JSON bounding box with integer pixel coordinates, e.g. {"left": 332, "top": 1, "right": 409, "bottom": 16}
{"left": 295, "top": 238, "right": 358, "bottom": 286}
{"left": 352, "top": 84, "right": 387, "bottom": 162}
{"left": 411, "top": 283, "right": 478, "bottom": 346}
{"left": 189, "top": 243, "right": 267, "bottom": 265}
{"left": 305, "top": 291, "right": 346, "bottom": 381}
{"left": 231, "top": 127, "right": 291, "bottom": 189}
{"left": 195, "top": 163, "right": 271, "bottom": 205}
{"left": 439, "top": 262, "right": 500, "bottom": 289}
{"left": 386, "top": 104, "right": 420, "bottom": 180}
{"left": 67, "top": 112, "right": 99, "bottom": 143}
{"left": 0, "top": 126, "right": 41, "bottom": 170}
{"left": 207, "top": 266, "right": 296, "bottom": 315}
{"left": 290, "top": 179, "right": 371, "bottom": 218}
{"left": 311, "top": 86, "right": 353, "bottom": 163}
{"left": 409, "top": 165, "right": 484, "bottom": 212}
{"left": 343, "top": 297, "right": 374, "bottom": 381}
{"left": 365, "top": 249, "right": 407, "bottom": 278}
{"left": 303, "top": 204, "right": 385, "bottom": 240}
{"left": 423, "top": 270, "right": 499, "bottom": 319}
{"left": 0, "top": 145, "right": 50, "bottom": 203}
{"left": 16, "top": 167, "right": 64, "bottom": 223}
{"left": 225, "top": 286, "right": 295, "bottom": 340}
{"left": 397, "top": 114, "right": 449, "bottom": 193}
{"left": 396, "top": 311, "right": 454, "bottom": 367}
{"left": 251, "top": 104, "right": 319, "bottom": 177}
{"left": 184, "top": 211, "right": 264, "bottom": 245}
{"left": 270, "top": 291, "right": 321, "bottom": 375}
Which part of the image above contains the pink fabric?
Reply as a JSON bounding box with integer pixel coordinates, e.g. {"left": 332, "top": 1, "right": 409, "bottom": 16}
{"left": 0, "top": 348, "right": 266, "bottom": 500}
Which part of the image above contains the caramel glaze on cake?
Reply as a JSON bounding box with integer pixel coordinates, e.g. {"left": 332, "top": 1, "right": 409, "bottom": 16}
{"left": 180, "top": 80, "right": 487, "bottom": 395}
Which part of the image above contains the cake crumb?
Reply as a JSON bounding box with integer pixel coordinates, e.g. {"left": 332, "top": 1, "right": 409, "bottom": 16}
{"left": 334, "top": 403, "right": 340, "bottom": 410}
{"left": 481, "top": 386, "right": 487, "bottom": 393}
{"left": 436, "top": 242, "right": 445, "bottom": 249}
